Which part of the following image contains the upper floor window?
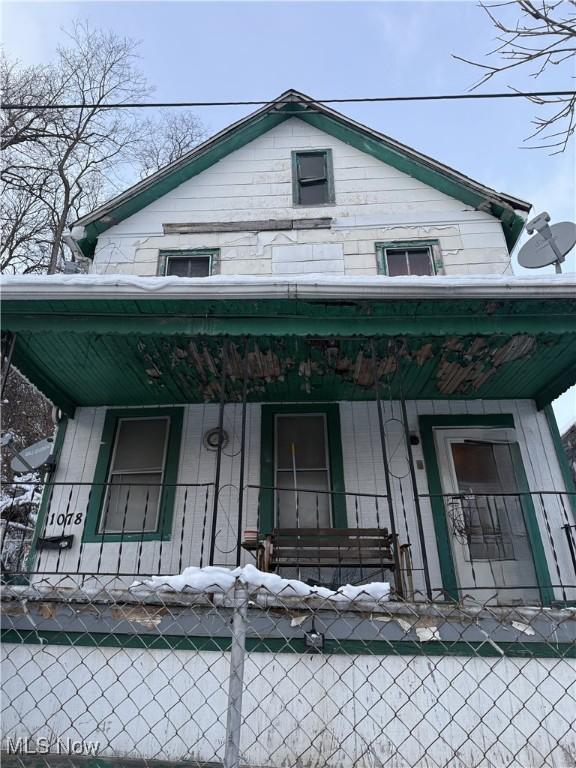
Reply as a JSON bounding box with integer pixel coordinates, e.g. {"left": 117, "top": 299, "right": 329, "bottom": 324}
{"left": 159, "top": 249, "right": 216, "bottom": 277}
{"left": 376, "top": 241, "right": 438, "bottom": 277}
{"left": 292, "top": 150, "right": 335, "bottom": 206}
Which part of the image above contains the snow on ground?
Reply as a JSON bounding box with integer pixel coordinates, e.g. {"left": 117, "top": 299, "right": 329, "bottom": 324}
{"left": 134, "top": 563, "right": 390, "bottom": 602}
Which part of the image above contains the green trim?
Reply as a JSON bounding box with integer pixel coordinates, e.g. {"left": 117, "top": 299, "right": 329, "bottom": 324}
{"left": 291, "top": 149, "right": 335, "bottom": 206}
{"left": 418, "top": 413, "right": 554, "bottom": 605}
{"left": 544, "top": 405, "right": 576, "bottom": 521}
{"left": 376, "top": 240, "right": 440, "bottom": 276}
{"left": 7, "top": 308, "right": 575, "bottom": 338}
{"left": 297, "top": 109, "right": 526, "bottom": 251}
{"left": 259, "top": 403, "right": 347, "bottom": 534}
{"left": 25, "top": 417, "right": 69, "bottom": 573}
{"left": 535, "top": 361, "right": 576, "bottom": 409}
{"left": 10, "top": 343, "right": 77, "bottom": 417}
{"left": 74, "top": 99, "right": 529, "bottom": 258}
{"left": 157, "top": 248, "right": 218, "bottom": 277}
{"left": 82, "top": 408, "right": 183, "bottom": 543}
{"left": 2, "top": 628, "right": 573, "bottom": 658}
{"left": 507, "top": 441, "right": 554, "bottom": 603}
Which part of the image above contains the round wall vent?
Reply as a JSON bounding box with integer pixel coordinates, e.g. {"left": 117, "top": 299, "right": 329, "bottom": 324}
{"left": 203, "top": 428, "right": 229, "bottom": 451}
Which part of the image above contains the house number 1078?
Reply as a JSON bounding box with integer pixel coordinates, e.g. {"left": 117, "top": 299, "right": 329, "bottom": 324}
{"left": 49, "top": 512, "right": 83, "bottom": 526}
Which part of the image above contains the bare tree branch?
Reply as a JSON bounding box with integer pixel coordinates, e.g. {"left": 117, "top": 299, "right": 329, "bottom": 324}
{"left": 1, "top": 20, "right": 206, "bottom": 275}
{"left": 453, "top": 0, "right": 576, "bottom": 152}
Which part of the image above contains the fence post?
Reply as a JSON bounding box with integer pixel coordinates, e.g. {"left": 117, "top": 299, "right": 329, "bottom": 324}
{"left": 223, "top": 584, "right": 248, "bottom": 768}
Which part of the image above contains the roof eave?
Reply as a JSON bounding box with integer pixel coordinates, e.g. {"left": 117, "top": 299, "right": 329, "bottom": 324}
{"left": 72, "top": 89, "right": 532, "bottom": 258}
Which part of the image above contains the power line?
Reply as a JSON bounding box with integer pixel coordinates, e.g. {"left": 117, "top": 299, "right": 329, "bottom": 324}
{"left": 2, "top": 90, "right": 575, "bottom": 110}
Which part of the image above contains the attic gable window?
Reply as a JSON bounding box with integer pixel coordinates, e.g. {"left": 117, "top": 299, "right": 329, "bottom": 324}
{"left": 159, "top": 249, "right": 216, "bottom": 277}
{"left": 292, "top": 150, "right": 335, "bottom": 206}
{"left": 377, "top": 242, "right": 439, "bottom": 277}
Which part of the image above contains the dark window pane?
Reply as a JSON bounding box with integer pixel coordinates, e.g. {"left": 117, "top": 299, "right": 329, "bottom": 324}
{"left": 386, "top": 250, "right": 408, "bottom": 276}
{"left": 276, "top": 415, "right": 327, "bottom": 470}
{"left": 166, "top": 257, "right": 211, "bottom": 277}
{"left": 299, "top": 181, "right": 329, "bottom": 205}
{"left": 113, "top": 418, "right": 168, "bottom": 472}
{"left": 407, "top": 249, "right": 434, "bottom": 275}
{"left": 101, "top": 473, "right": 162, "bottom": 533}
{"left": 276, "top": 470, "right": 331, "bottom": 528}
{"left": 298, "top": 153, "right": 326, "bottom": 180}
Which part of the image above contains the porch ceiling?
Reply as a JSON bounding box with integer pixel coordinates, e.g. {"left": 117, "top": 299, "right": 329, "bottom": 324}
{"left": 4, "top": 296, "right": 576, "bottom": 416}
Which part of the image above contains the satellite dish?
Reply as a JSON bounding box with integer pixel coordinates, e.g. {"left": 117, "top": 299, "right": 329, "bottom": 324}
{"left": 518, "top": 212, "right": 576, "bottom": 273}
{"left": 10, "top": 437, "right": 55, "bottom": 474}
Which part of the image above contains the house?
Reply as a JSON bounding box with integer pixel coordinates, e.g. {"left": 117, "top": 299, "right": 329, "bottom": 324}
{"left": 562, "top": 422, "right": 576, "bottom": 485}
{"left": 2, "top": 90, "right": 575, "bottom": 767}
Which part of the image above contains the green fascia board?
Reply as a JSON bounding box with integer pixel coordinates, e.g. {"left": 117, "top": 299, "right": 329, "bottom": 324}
{"left": 75, "top": 101, "right": 527, "bottom": 258}
{"left": 544, "top": 404, "right": 576, "bottom": 521}
{"left": 418, "top": 414, "right": 554, "bottom": 605}
{"left": 3, "top": 628, "right": 574, "bottom": 659}
{"left": 297, "top": 111, "right": 524, "bottom": 250}
{"left": 8, "top": 347, "right": 77, "bottom": 418}
{"left": 535, "top": 361, "right": 576, "bottom": 410}
{"left": 76, "top": 110, "right": 289, "bottom": 258}
{"left": 5, "top": 307, "right": 576, "bottom": 337}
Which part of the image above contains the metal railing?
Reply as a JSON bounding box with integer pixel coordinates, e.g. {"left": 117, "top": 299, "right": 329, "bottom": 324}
{"left": 1, "top": 481, "right": 575, "bottom": 602}
{"left": 1, "top": 575, "right": 575, "bottom": 768}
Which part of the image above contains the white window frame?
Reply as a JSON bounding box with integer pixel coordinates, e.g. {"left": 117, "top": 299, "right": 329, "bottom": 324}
{"left": 159, "top": 249, "right": 216, "bottom": 277}
{"left": 99, "top": 415, "right": 170, "bottom": 534}
{"left": 376, "top": 241, "right": 439, "bottom": 277}
{"left": 274, "top": 412, "right": 333, "bottom": 527}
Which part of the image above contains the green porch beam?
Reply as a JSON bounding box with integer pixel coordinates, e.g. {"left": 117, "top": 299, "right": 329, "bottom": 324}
{"left": 535, "top": 362, "right": 576, "bottom": 410}
{"left": 4, "top": 312, "right": 576, "bottom": 338}
{"left": 12, "top": 346, "right": 77, "bottom": 417}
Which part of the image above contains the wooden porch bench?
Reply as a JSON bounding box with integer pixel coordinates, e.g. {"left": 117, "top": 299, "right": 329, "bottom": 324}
{"left": 257, "top": 527, "right": 397, "bottom": 573}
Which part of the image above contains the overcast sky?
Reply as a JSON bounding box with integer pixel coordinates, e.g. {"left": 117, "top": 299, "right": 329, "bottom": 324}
{"left": 3, "top": 0, "right": 575, "bottom": 429}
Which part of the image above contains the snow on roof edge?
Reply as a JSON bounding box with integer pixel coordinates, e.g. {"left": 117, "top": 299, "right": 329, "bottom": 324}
{"left": 1, "top": 273, "right": 575, "bottom": 302}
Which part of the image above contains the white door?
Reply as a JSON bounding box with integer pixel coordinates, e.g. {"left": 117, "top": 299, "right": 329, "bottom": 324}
{"left": 435, "top": 428, "right": 540, "bottom": 604}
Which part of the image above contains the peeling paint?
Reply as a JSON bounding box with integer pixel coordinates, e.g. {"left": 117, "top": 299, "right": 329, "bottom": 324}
{"left": 416, "top": 626, "right": 440, "bottom": 641}
{"left": 110, "top": 605, "right": 166, "bottom": 629}
{"left": 136, "top": 330, "right": 548, "bottom": 402}
{"left": 512, "top": 620, "right": 536, "bottom": 636}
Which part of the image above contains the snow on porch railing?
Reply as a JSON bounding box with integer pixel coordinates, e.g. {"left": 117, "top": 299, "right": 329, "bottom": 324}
{"left": 1, "top": 567, "right": 576, "bottom": 768}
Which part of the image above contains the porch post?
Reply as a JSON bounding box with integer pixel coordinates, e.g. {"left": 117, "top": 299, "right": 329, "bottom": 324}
{"left": 395, "top": 343, "right": 433, "bottom": 599}
{"left": 209, "top": 338, "right": 229, "bottom": 567}
{"left": 1, "top": 331, "right": 16, "bottom": 398}
{"left": 235, "top": 337, "right": 249, "bottom": 567}
{"left": 370, "top": 339, "right": 403, "bottom": 597}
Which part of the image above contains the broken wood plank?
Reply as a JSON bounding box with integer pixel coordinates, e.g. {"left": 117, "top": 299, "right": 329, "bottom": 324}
{"left": 163, "top": 217, "right": 332, "bottom": 234}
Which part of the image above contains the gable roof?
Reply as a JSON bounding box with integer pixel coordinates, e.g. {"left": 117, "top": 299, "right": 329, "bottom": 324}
{"left": 72, "top": 89, "right": 532, "bottom": 257}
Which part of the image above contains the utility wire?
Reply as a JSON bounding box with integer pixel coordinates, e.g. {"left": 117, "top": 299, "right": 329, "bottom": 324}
{"left": 2, "top": 90, "right": 575, "bottom": 110}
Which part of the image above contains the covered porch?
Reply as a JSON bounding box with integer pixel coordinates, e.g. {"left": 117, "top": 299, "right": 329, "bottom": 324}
{"left": 2, "top": 275, "right": 576, "bottom": 604}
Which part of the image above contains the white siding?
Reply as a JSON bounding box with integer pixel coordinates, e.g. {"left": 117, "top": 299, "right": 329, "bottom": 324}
{"left": 91, "top": 118, "right": 511, "bottom": 278}
{"left": 34, "top": 399, "right": 574, "bottom": 600}
{"left": 3, "top": 642, "right": 574, "bottom": 767}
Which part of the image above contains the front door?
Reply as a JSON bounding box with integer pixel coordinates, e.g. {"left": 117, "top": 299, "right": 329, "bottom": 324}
{"left": 435, "top": 428, "right": 540, "bottom": 604}
{"left": 274, "top": 413, "right": 332, "bottom": 529}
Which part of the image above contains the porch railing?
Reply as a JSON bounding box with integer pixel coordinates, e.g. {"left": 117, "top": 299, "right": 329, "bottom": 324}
{"left": 1, "top": 480, "right": 575, "bottom": 602}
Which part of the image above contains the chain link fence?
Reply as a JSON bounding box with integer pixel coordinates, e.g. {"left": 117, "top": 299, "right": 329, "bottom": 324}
{"left": 2, "top": 574, "right": 576, "bottom": 768}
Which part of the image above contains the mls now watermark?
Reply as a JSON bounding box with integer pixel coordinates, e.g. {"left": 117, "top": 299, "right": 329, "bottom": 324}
{"left": 4, "top": 737, "right": 100, "bottom": 755}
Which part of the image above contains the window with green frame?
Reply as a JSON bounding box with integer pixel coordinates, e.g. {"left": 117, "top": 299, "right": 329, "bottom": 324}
{"left": 292, "top": 150, "right": 335, "bottom": 206}
{"left": 83, "top": 407, "right": 184, "bottom": 542}
{"left": 376, "top": 240, "right": 440, "bottom": 276}
{"left": 259, "top": 403, "right": 347, "bottom": 534}
{"left": 158, "top": 249, "right": 217, "bottom": 277}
